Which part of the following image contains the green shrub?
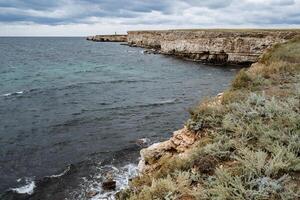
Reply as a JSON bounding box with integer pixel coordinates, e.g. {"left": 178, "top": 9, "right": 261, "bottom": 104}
{"left": 187, "top": 103, "right": 226, "bottom": 133}
{"left": 231, "top": 69, "right": 253, "bottom": 90}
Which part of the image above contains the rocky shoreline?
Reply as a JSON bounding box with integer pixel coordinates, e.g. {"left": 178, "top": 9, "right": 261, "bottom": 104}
{"left": 118, "top": 36, "right": 300, "bottom": 200}
{"left": 88, "top": 29, "right": 300, "bottom": 65}
{"left": 137, "top": 92, "right": 224, "bottom": 176}
{"left": 86, "top": 31, "right": 300, "bottom": 199}
{"left": 86, "top": 34, "right": 127, "bottom": 42}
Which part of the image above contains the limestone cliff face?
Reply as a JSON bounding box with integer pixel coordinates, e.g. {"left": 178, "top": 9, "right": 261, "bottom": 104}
{"left": 138, "top": 127, "right": 198, "bottom": 174}
{"left": 127, "top": 30, "right": 299, "bottom": 64}
{"left": 138, "top": 93, "right": 223, "bottom": 174}
{"left": 87, "top": 35, "right": 127, "bottom": 42}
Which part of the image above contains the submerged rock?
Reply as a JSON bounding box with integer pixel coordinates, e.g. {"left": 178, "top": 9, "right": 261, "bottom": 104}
{"left": 102, "top": 180, "right": 116, "bottom": 190}
{"left": 86, "top": 190, "right": 99, "bottom": 198}
{"left": 143, "top": 49, "right": 160, "bottom": 54}
{"left": 136, "top": 138, "right": 151, "bottom": 147}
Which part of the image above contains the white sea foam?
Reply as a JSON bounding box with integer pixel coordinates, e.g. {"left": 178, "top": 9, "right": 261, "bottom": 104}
{"left": 11, "top": 178, "right": 35, "bottom": 195}
{"left": 47, "top": 165, "right": 71, "bottom": 178}
{"left": 157, "top": 98, "right": 177, "bottom": 104}
{"left": 78, "top": 163, "right": 138, "bottom": 200}
{"left": 2, "top": 91, "right": 24, "bottom": 97}
{"left": 2, "top": 93, "right": 12, "bottom": 96}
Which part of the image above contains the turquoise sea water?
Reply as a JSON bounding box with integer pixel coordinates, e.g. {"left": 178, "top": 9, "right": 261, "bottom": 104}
{"left": 0, "top": 37, "right": 239, "bottom": 199}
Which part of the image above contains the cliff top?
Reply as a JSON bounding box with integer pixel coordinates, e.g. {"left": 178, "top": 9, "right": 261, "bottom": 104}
{"left": 128, "top": 28, "right": 300, "bottom": 33}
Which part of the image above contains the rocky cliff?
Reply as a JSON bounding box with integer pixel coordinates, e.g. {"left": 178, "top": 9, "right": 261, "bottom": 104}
{"left": 87, "top": 34, "right": 127, "bottom": 42}
{"left": 118, "top": 36, "right": 300, "bottom": 200}
{"left": 127, "top": 30, "right": 300, "bottom": 64}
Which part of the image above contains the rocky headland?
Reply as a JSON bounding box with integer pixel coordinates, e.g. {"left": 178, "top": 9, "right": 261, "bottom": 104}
{"left": 86, "top": 34, "right": 127, "bottom": 42}
{"left": 88, "top": 29, "right": 299, "bottom": 65}
{"left": 87, "top": 30, "right": 300, "bottom": 199}
{"left": 116, "top": 32, "right": 300, "bottom": 199}
{"left": 127, "top": 30, "right": 299, "bottom": 64}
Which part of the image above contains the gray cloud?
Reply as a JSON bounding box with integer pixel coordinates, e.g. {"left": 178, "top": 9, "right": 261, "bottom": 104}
{"left": 0, "top": 0, "right": 299, "bottom": 27}
{"left": 183, "top": 0, "right": 234, "bottom": 9}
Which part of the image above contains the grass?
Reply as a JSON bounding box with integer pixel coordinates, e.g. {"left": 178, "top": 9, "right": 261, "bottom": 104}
{"left": 117, "top": 37, "right": 300, "bottom": 199}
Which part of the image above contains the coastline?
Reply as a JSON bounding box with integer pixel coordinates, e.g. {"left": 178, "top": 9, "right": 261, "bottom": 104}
{"left": 88, "top": 29, "right": 300, "bottom": 65}
{"left": 1, "top": 38, "right": 241, "bottom": 200}
{"left": 114, "top": 34, "right": 300, "bottom": 199}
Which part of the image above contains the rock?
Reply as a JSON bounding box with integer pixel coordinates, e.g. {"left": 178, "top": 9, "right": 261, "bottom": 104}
{"left": 102, "top": 180, "right": 116, "bottom": 190}
{"left": 143, "top": 49, "right": 160, "bottom": 54}
{"left": 86, "top": 190, "right": 99, "bottom": 198}
{"left": 138, "top": 127, "right": 198, "bottom": 174}
{"left": 136, "top": 138, "right": 151, "bottom": 147}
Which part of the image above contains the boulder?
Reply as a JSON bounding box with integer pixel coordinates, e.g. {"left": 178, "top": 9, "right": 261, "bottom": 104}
{"left": 138, "top": 127, "right": 198, "bottom": 174}
{"left": 102, "top": 180, "right": 116, "bottom": 190}
{"left": 86, "top": 190, "right": 99, "bottom": 198}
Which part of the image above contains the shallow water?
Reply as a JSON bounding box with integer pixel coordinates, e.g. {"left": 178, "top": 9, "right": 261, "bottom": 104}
{"left": 0, "top": 37, "right": 239, "bottom": 199}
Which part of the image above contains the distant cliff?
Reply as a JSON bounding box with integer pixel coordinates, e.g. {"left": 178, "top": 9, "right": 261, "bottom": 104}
{"left": 87, "top": 30, "right": 300, "bottom": 64}
{"left": 86, "top": 34, "right": 127, "bottom": 42}
{"left": 127, "top": 30, "right": 300, "bottom": 64}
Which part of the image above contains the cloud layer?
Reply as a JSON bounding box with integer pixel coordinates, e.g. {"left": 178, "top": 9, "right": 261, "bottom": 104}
{"left": 0, "top": 0, "right": 299, "bottom": 36}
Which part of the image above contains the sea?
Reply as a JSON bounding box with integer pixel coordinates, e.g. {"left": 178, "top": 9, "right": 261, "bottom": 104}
{"left": 0, "top": 37, "right": 240, "bottom": 199}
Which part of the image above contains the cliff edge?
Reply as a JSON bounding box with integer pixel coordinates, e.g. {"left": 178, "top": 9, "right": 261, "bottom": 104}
{"left": 117, "top": 36, "right": 300, "bottom": 200}
{"left": 127, "top": 29, "right": 300, "bottom": 64}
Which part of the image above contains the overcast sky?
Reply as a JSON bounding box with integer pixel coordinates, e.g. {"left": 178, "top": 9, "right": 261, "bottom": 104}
{"left": 0, "top": 0, "right": 299, "bottom": 36}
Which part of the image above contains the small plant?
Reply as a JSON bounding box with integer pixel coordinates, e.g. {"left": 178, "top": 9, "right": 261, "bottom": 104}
{"left": 187, "top": 102, "right": 226, "bottom": 133}
{"left": 231, "top": 69, "right": 252, "bottom": 90}
{"left": 235, "top": 148, "right": 268, "bottom": 177}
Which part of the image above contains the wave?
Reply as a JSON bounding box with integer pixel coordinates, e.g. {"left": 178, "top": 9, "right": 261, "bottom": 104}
{"left": 25, "top": 79, "right": 155, "bottom": 93}
{"left": 108, "top": 98, "right": 179, "bottom": 110}
{"left": 74, "top": 69, "right": 98, "bottom": 74}
{"left": 10, "top": 178, "right": 35, "bottom": 195}
{"left": 78, "top": 164, "right": 138, "bottom": 200}
{"left": 7, "top": 165, "right": 72, "bottom": 197}
{"left": 149, "top": 98, "right": 177, "bottom": 106}
{"left": 69, "top": 79, "right": 154, "bottom": 87}
{"left": 1, "top": 79, "right": 154, "bottom": 98}
{"left": 2, "top": 91, "right": 24, "bottom": 97}
{"left": 46, "top": 165, "right": 71, "bottom": 178}
{"left": 78, "top": 98, "right": 178, "bottom": 113}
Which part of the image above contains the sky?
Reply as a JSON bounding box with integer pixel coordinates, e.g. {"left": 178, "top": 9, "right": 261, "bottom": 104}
{"left": 0, "top": 0, "right": 299, "bottom": 36}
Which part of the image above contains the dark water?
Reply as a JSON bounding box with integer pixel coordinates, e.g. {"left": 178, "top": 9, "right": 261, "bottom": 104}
{"left": 0, "top": 37, "right": 239, "bottom": 199}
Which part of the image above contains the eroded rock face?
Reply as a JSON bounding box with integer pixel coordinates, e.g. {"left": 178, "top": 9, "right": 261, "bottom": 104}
{"left": 87, "top": 35, "right": 127, "bottom": 42}
{"left": 138, "top": 127, "right": 198, "bottom": 174}
{"left": 127, "top": 30, "right": 300, "bottom": 64}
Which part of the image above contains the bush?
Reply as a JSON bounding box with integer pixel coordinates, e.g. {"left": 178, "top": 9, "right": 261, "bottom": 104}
{"left": 187, "top": 102, "right": 226, "bottom": 133}
{"left": 231, "top": 69, "right": 253, "bottom": 90}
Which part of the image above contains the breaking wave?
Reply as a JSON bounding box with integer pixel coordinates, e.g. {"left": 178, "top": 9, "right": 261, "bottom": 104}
{"left": 2, "top": 91, "right": 24, "bottom": 97}
{"left": 47, "top": 165, "right": 71, "bottom": 178}
{"left": 10, "top": 178, "right": 35, "bottom": 195}
{"left": 76, "top": 164, "right": 138, "bottom": 200}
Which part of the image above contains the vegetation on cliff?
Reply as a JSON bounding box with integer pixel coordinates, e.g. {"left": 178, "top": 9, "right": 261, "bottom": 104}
{"left": 118, "top": 37, "right": 300, "bottom": 200}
